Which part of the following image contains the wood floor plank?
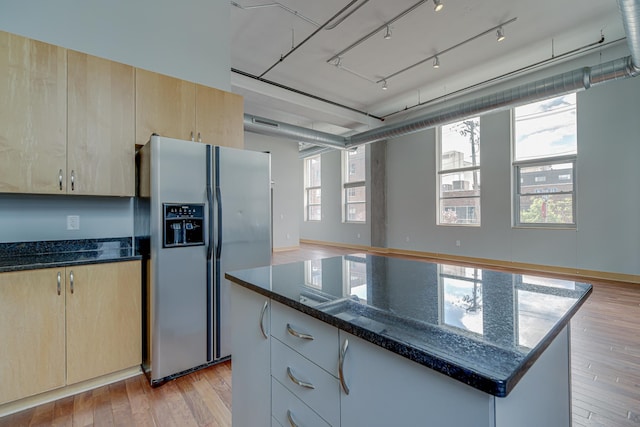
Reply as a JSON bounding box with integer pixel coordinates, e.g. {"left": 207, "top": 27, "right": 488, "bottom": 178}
{"left": 72, "top": 389, "right": 94, "bottom": 427}
{"left": 124, "top": 375, "right": 155, "bottom": 427}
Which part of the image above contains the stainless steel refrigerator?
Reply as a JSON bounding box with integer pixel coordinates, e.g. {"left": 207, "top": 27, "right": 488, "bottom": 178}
{"left": 136, "top": 135, "right": 271, "bottom": 386}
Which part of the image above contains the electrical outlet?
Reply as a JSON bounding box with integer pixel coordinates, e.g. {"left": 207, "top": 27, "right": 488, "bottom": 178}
{"left": 67, "top": 215, "right": 80, "bottom": 230}
{"left": 456, "top": 240, "right": 461, "bottom": 247}
{"left": 357, "top": 233, "right": 361, "bottom": 239}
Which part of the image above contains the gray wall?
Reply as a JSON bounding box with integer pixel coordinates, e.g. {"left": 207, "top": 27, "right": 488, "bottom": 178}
{"left": 300, "top": 146, "right": 372, "bottom": 246}
{"left": 244, "top": 133, "right": 302, "bottom": 250}
{"left": 302, "top": 43, "right": 639, "bottom": 276}
{"left": 0, "top": 0, "right": 230, "bottom": 243}
{"left": 385, "top": 76, "right": 639, "bottom": 276}
{"left": 0, "top": 0, "right": 230, "bottom": 89}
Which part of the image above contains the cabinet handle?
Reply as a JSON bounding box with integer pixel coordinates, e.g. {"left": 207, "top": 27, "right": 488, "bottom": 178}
{"left": 198, "top": 132, "right": 202, "bottom": 143}
{"left": 339, "top": 338, "right": 350, "bottom": 395}
{"left": 286, "top": 323, "right": 314, "bottom": 341}
{"left": 286, "top": 410, "right": 299, "bottom": 427}
{"left": 58, "top": 169, "right": 63, "bottom": 190}
{"left": 286, "top": 367, "right": 315, "bottom": 390}
{"left": 69, "top": 271, "right": 74, "bottom": 294}
{"left": 57, "top": 272, "right": 61, "bottom": 296}
{"left": 259, "top": 300, "right": 269, "bottom": 339}
{"left": 70, "top": 170, "right": 75, "bottom": 191}
{"left": 190, "top": 131, "right": 194, "bottom": 141}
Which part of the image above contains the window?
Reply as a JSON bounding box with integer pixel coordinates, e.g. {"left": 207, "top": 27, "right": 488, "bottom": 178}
{"left": 513, "top": 93, "right": 577, "bottom": 227}
{"left": 342, "top": 146, "right": 366, "bottom": 222}
{"left": 304, "top": 155, "right": 321, "bottom": 221}
{"left": 437, "top": 117, "right": 481, "bottom": 225}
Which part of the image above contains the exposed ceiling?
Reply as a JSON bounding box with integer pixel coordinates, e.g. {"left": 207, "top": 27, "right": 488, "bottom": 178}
{"left": 230, "top": 0, "right": 627, "bottom": 136}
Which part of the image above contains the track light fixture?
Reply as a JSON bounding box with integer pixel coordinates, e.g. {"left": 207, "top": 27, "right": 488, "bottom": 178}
{"left": 334, "top": 57, "right": 342, "bottom": 67}
{"left": 384, "top": 26, "right": 392, "bottom": 40}
{"left": 382, "top": 80, "right": 388, "bottom": 90}
{"left": 496, "top": 27, "right": 505, "bottom": 42}
{"left": 433, "top": 56, "right": 440, "bottom": 69}
{"left": 433, "top": 0, "right": 444, "bottom": 12}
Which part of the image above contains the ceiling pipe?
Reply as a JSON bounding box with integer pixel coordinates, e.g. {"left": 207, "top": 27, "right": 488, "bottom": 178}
{"left": 246, "top": 0, "right": 640, "bottom": 155}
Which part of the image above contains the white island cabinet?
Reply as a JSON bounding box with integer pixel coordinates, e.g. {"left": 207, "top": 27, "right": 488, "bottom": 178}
{"left": 227, "top": 254, "right": 588, "bottom": 427}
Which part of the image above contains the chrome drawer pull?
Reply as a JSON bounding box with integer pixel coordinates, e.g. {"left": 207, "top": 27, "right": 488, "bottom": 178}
{"left": 339, "top": 338, "right": 350, "bottom": 395}
{"left": 286, "top": 410, "right": 299, "bottom": 427}
{"left": 57, "top": 272, "right": 61, "bottom": 296}
{"left": 70, "top": 170, "right": 75, "bottom": 191}
{"left": 58, "top": 169, "right": 63, "bottom": 190}
{"left": 286, "top": 367, "right": 315, "bottom": 390}
{"left": 286, "top": 323, "right": 314, "bottom": 340}
{"left": 69, "top": 271, "right": 74, "bottom": 294}
{"left": 259, "top": 300, "right": 269, "bottom": 339}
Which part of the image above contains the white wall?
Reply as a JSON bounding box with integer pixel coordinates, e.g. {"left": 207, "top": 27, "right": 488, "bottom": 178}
{"left": 0, "top": 0, "right": 230, "bottom": 89}
{"left": 0, "top": 1, "right": 230, "bottom": 243}
{"left": 244, "top": 133, "right": 302, "bottom": 250}
{"left": 299, "top": 146, "right": 371, "bottom": 246}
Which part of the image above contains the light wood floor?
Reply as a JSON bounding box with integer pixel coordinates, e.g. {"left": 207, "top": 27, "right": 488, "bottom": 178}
{"left": 1, "top": 243, "right": 638, "bottom": 427}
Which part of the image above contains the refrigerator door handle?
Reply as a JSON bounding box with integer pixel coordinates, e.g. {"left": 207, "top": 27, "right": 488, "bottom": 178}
{"left": 215, "top": 186, "right": 222, "bottom": 259}
{"left": 206, "top": 147, "right": 214, "bottom": 261}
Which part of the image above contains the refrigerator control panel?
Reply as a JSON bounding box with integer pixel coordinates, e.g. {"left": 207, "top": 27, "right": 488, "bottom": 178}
{"left": 163, "top": 203, "right": 205, "bottom": 248}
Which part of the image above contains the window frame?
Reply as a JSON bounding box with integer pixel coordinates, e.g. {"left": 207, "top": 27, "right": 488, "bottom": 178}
{"left": 437, "top": 117, "right": 481, "bottom": 227}
{"left": 511, "top": 93, "right": 578, "bottom": 229}
{"left": 304, "top": 155, "right": 321, "bottom": 222}
{"left": 342, "top": 147, "right": 366, "bottom": 223}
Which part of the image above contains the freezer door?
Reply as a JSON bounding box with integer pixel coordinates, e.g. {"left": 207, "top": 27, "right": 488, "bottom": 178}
{"left": 214, "top": 146, "right": 271, "bottom": 359}
{"left": 149, "top": 136, "right": 210, "bottom": 381}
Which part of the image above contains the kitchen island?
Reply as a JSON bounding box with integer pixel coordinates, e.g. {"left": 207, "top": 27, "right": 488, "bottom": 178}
{"left": 226, "top": 253, "right": 592, "bottom": 427}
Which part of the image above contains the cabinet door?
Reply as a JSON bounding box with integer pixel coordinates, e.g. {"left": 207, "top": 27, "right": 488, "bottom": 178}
{"left": 230, "top": 284, "right": 271, "bottom": 427}
{"left": 339, "top": 331, "right": 492, "bottom": 427}
{"left": 0, "top": 269, "right": 66, "bottom": 404}
{"left": 66, "top": 261, "right": 141, "bottom": 385}
{"left": 0, "top": 31, "right": 67, "bottom": 194}
{"left": 196, "top": 84, "right": 244, "bottom": 148}
{"left": 67, "top": 50, "right": 135, "bottom": 196}
{"left": 135, "top": 68, "right": 196, "bottom": 146}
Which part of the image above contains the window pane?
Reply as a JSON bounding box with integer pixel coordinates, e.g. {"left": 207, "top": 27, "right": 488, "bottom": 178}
{"left": 306, "top": 156, "right": 321, "bottom": 187}
{"left": 440, "top": 198, "right": 480, "bottom": 225}
{"left": 519, "top": 163, "right": 573, "bottom": 195}
{"left": 308, "top": 188, "right": 321, "bottom": 204}
{"left": 345, "top": 186, "right": 365, "bottom": 203}
{"left": 518, "top": 194, "right": 573, "bottom": 224}
{"left": 308, "top": 205, "right": 321, "bottom": 221}
{"left": 441, "top": 117, "right": 480, "bottom": 170}
{"left": 440, "top": 171, "right": 480, "bottom": 198}
{"left": 345, "top": 146, "right": 365, "bottom": 183}
{"left": 514, "top": 93, "right": 576, "bottom": 161}
{"left": 346, "top": 203, "right": 366, "bottom": 222}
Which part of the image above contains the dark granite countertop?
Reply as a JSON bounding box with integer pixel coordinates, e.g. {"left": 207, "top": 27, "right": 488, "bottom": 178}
{"left": 0, "top": 237, "right": 141, "bottom": 273}
{"left": 225, "top": 253, "right": 592, "bottom": 397}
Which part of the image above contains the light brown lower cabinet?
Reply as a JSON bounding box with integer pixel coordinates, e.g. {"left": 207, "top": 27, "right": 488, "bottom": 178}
{"left": 0, "top": 261, "right": 141, "bottom": 405}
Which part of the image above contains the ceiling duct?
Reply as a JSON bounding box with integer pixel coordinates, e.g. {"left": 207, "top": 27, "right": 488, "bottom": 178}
{"left": 246, "top": 0, "right": 640, "bottom": 155}
{"left": 244, "top": 113, "right": 347, "bottom": 148}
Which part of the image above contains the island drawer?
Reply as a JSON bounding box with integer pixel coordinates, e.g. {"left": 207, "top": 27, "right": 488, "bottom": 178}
{"left": 272, "top": 377, "right": 331, "bottom": 427}
{"left": 271, "top": 338, "right": 340, "bottom": 426}
{"left": 271, "top": 300, "right": 339, "bottom": 376}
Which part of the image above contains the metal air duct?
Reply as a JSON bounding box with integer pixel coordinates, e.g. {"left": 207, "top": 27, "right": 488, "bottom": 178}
{"left": 244, "top": 114, "right": 347, "bottom": 148}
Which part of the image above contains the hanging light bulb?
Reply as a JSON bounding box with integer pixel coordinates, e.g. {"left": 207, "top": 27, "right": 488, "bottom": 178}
{"left": 384, "top": 25, "right": 392, "bottom": 40}
{"left": 382, "top": 80, "right": 388, "bottom": 90}
{"left": 433, "top": 56, "right": 440, "bottom": 69}
{"left": 496, "top": 27, "right": 505, "bottom": 42}
{"left": 433, "top": 0, "right": 444, "bottom": 12}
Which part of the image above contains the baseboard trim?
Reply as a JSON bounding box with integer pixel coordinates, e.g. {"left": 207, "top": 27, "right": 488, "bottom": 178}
{"left": 272, "top": 245, "right": 300, "bottom": 253}
{"left": 0, "top": 366, "right": 142, "bottom": 417}
{"left": 299, "top": 239, "right": 640, "bottom": 284}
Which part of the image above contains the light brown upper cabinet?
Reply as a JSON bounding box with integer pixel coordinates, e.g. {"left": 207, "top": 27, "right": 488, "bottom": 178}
{"left": 0, "top": 31, "right": 67, "bottom": 194}
{"left": 67, "top": 50, "right": 135, "bottom": 196}
{"left": 136, "top": 68, "right": 244, "bottom": 148}
{"left": 135, "top": 68, "right": 196, "bottom": 146}
{"left": 196, "top": 84, "right": 244, "bottom": 148}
